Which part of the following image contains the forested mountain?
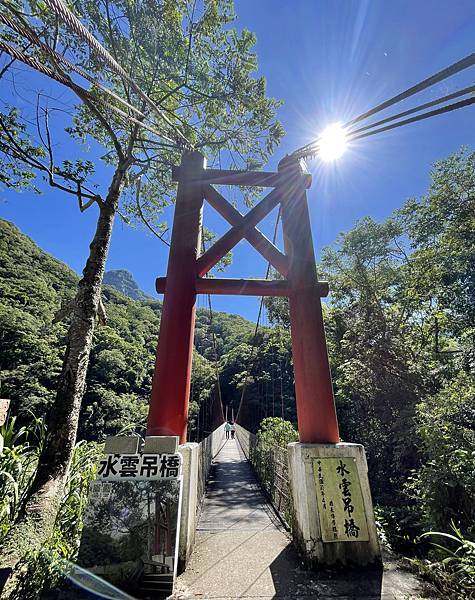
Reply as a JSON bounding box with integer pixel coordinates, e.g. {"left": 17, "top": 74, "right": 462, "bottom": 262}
{"left": 0, "top": 219, "right": 271, "bottom": 440}
{"left": 0, "top": 219, "right": 159, "bottom": 437}
{"left": 103, "top": 270, "right": 151, "bottom": 301}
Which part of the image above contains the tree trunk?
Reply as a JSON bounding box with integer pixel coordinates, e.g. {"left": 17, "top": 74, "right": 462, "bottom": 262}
{"left": 0, "top": 161, "right": 130, "bottom": 591}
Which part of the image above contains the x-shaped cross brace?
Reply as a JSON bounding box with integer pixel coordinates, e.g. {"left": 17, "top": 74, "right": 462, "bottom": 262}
{"left": 197, "top": 180, "right": 307, "bottom": 278}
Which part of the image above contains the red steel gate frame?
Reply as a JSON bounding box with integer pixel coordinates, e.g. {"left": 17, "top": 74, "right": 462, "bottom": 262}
{"left": 147, "top": 151, "right": 340, "bottom": 445}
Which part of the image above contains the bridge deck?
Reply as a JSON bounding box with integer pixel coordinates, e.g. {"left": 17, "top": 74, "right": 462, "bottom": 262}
{"left": 174, "top": 438, "right": 427, "bottom": 600}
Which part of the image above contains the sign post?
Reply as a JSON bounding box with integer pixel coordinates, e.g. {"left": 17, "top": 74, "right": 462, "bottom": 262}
{"left": 77, "top": 436, "right": 183, "bottom": 599}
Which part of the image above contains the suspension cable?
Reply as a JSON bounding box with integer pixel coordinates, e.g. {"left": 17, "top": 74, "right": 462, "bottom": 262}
{"left": 207, "top": 293, "right": 225, "bottom": 424}
{"left": 0, "top": 14, "right": 167, "bottom": 130}
{"left": 199, "top": 231, "right": 225, "bottom": 429}
{"left": 292, "top": 52, "right": 475, "bottom": 159}
{"left": 293, "top": 91, "right": 475, "bottom": 159}
{"left": 347, "top": 84, "right": 475, "bottom": 138}
{"left": 345, "top": 52, "right": 475, "bottom": 128}
{"left": 236, "top": 207, "right": 281, "bottom": 425}
{"left": 349, "top": 96, "right": 475, "bottom": 142}
{"left": 0, "top": 40, "right": 179, "bottom": 145}
{"left": 42, "top": 0, "right": 192, "bottom": 147}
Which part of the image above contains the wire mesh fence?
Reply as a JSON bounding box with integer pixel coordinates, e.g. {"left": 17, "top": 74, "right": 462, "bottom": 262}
{"left": 197, "top": 425, "right": 225, "bottom": 502}
{"left": 236, "top": 425, "right": 294, "bottom": 528}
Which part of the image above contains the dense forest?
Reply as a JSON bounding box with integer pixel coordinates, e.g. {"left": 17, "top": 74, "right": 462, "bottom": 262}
{"left": 0, "top": 218, "right": 259, "bottom": 441}
{"left": 1, "top": 148, "right": 474, "bottom": 598}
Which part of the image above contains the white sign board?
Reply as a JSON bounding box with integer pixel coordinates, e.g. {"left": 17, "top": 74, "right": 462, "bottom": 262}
{"left": 97, "top": 452, "right": 182, "bottom": 481}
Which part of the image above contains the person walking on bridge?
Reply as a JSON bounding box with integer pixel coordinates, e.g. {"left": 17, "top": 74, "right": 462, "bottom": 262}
{"left": 224, "top": 421, "right": 231, "bottom": 440}
{"left": 230, "top": 421, "right": 236, "bottom": 440}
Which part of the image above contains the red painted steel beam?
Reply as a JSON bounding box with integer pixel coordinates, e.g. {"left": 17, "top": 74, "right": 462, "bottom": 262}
{"left": 147, "top": 151, "right": 205, "bottom": 443}
{"left": 196, "top": 278, "right": 328, "bottom": 297}
{"left": 172, "top": 166, "right": 312, "bottom": 188}
{"left": 196, "top": 182, "right": 306, "bottom": 277}
{"left": 204, "top": 185, "right": 289, "bottom": 277}
{"left": 279, "top": 156, "right": 340, "bottom": 444}
{"left": 155, "top": 276, "right": 329, "bottom": 297}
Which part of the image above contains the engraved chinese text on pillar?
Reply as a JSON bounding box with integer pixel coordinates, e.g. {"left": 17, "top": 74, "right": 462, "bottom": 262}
{"left": 313, "top": 457, "right": 369, "bottom": 543}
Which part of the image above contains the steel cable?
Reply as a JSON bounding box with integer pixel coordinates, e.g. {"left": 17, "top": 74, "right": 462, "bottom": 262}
{"left": 293, "top": 92, "right": 475, "bottom": 160}
{"left": 236, "top": 207, "right": 281, "bottom": 425}
{"left": 345, "top": 52, "right": 475, "bottom": 129}
{"left": 349, "top": 96, "right": 475, "bottom": 142}
{"left": 0, "top": 13, "right": 158, "bottom": 125}
{"left": 198, "top": 232, "right": 225, "bottom": 430}
{"left": 293, "top": 52, "right": 475, "bottom": 159}
{"left": 42, "top": 0, "right": 192, "bottom": 147}
{"left": 0, "top": 40, "right": 179, "bottom": 145}
{"left": 206, "top": 293, "right": 225, "bottom": 426}
{"left": 347, "top": 84, "right": 475, "bottom": 138}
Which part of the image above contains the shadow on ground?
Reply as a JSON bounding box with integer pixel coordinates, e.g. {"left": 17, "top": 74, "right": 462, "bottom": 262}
{"left": 175, "top": 440, "right": 428, "bottom": 599}
{"left": 268, "top": 547, "right": 384, "bottom": 599}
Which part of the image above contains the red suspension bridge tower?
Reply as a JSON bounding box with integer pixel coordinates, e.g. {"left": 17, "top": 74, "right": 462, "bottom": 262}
{"left": 147, "top": 151, "right": 340, "bottom": 445}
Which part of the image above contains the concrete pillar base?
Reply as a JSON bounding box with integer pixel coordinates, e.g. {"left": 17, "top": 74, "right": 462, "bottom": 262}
{"left": 288, "top": 442, "right": 381, "bottom": 567}
{"left": 177, "top": 442, "right": 199, "bottom": 573}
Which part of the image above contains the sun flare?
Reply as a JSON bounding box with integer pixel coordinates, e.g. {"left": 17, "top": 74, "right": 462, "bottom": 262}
{"left": 318, "top": 123, "right": 348, "bottom": 162}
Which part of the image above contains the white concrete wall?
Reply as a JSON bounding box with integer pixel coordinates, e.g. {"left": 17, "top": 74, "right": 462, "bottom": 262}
{"left": 177, "top": 425, "right": 224, "bottom": 571}
{"left": 177, "top": 442, "right": 199, "bottom": 572}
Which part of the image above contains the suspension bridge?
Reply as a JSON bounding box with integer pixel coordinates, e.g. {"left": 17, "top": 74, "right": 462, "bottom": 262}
{"left": 1, "top": 2, "right": 474, "bottom": 598}
{"left": 140, "top": 153, "right": 421, "bottom": 599}
{"left": 172, "top": 436, "right": 423, "bottom": 600}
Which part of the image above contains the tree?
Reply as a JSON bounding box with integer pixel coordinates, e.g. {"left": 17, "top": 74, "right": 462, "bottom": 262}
{"left": 0, "top": 0, "right": 283, "bottom": 579}
{"left": 407, "top": 371, "right": 475, "bottom": 535}
{"left": 320, "top": 217, "right": 427, "bottom": 501}
{"left": 397, "top": 148, "right": 475, "bottom": 358}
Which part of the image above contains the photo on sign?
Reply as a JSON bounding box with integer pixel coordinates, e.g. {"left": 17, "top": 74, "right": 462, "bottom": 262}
{"left": 71, "top": 478, "right": 182, "bottom": 599}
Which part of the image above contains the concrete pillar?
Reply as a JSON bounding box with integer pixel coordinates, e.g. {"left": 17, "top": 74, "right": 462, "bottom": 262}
{"left": 177, "top": 442, "right": 200, "bottom": 572}
{"left": 288, "top": 442, "right": 381, "bottom": 566}
{"left": 104, "top": 435, "right": 139, "bottom": 454}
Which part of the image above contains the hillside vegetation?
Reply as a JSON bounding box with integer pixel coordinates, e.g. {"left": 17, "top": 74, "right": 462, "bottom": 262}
{"left": 0, "top": 219, "right": 262, "bottom": 440}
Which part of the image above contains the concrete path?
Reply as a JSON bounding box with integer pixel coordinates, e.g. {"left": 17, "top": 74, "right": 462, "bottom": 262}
{"left": 174, "top": 439, "right": 430, "bottom": 600}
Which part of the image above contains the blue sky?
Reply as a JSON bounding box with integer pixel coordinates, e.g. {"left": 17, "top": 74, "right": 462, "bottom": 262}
{"left": 1, "top": 0, "right": 474, "bottom": 321}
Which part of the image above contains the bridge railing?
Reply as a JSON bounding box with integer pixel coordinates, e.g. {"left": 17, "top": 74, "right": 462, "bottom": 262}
{"left": 197, "top": 425, "right": 225, "bottom": 501}
{"left": 235, "top": 425, "right": 294, "bottom": 528}
{"left": 178, "top": 424, "right": 224, "bottom": 571}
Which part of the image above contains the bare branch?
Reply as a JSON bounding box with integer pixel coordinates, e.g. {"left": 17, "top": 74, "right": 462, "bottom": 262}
{"left": 0, "top": 113, "right": 102, "bottom": 206}
{"left": 135, "top": 178, "right": 170, "bottom": 246}
{"left": 73, "top": 86, "right": 125, "bottom": 161}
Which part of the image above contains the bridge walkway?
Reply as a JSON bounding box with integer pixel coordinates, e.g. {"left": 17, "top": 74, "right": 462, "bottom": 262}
{"left": 174, "top": 438, "right": 427, "bottom": 600}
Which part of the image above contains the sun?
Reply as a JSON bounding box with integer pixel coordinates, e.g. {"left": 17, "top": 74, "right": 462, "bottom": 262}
{"left": 318, "top": 123, "right": 348, "bottom": 162}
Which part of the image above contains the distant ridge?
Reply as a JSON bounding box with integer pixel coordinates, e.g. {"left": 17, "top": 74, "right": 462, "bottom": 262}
{"left": 103, "top": 269, "right": 151, "bottom": 301}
